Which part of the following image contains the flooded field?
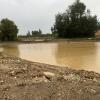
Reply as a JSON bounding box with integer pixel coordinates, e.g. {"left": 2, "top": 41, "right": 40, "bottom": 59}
{"left": 0, "top": 41, "right": 100, "bottom": 73}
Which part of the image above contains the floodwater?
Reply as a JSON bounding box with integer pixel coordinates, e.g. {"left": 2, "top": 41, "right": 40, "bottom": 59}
{"left": 0, "top": 41, "right": 100, "bottom": 73}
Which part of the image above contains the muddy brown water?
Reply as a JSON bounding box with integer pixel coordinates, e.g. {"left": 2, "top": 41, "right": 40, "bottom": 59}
{"left": 0, "top": 41, "right": 100, "bottom": 73}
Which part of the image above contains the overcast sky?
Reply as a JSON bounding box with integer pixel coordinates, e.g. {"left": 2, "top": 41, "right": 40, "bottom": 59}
{"left": 0, "top": 0, "right": 100, "bottom": 35}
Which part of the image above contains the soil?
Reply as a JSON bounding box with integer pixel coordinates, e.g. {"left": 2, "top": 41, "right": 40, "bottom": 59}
{"left": 0, "top": 53, "right": 100, "bottom": 100}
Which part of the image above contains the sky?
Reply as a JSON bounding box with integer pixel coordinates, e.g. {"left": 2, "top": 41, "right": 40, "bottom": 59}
{"left": 0, "top": 0, "right": 100, "bottom": 35}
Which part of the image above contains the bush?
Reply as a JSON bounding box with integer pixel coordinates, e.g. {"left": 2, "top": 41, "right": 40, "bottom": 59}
{"left": 0, "top": 18, "right": 18, "bottom": 41}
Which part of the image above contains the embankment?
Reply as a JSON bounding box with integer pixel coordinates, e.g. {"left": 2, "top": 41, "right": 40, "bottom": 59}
{"left": 0, "top": 54, "right": 100, "bottom": 100}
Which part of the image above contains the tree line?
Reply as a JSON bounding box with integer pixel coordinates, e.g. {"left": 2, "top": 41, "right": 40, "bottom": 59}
{"left": 51, "top": 0, "right": 100, "bottom": 38}
{"left": 27, "top": 29, "right": 42, "bottom": 37}
{"left": 0, "top": 0, "right": 100, "bottom": 41}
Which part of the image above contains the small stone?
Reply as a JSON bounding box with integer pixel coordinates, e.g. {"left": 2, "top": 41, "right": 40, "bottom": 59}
{"left": 63, "top": 74, "right": 80, "bottom": 81}
{"left": 44, "top": 72, "right": 55, "bottom": 77}
{"left": 14, "top": 77, "right": 17, "bottom": 79}
{"left": 0, "top": 80, "right": 4, "bottom": 84}
{"left": 90, "top": 89, "right": 96, "bottom": 94}
{"left": 44, "top": 72, "right": 55, "bottom": 80}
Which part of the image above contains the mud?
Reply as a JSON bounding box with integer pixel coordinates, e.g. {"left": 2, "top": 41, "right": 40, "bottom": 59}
{"left": 0, "top": 54, "right": 100, "bottom": 100}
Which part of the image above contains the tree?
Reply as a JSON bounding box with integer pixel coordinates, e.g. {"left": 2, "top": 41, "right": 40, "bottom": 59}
{"left": 27, "top": 31, "right": 31, "bottom": 36}
{"left": 97, "top": 22, "right": 100, "bottom": 30}
{"left": 52, "top": 0, "right": 98, "bottom": 38}
{"left": 39, "top": 29, "right": 42, "bottom": 35}
{"left": 32, "top": 29, "right": 42, "bottom": 36}
{"left": 0, "top": 18, "right": 18, "bottom": 41}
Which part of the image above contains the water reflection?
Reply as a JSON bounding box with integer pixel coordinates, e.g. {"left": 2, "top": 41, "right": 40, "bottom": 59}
{"left": 18, "top": 43, "right": 57, "bottom": 64}
{"left": 55, "top": 42, "right": 100, "bottom": 71}
{"left": 0, "top": 42, "right": 100, "bottom": 73}
{"left": 1, "top": 43, "right": 20, "bottom": 57}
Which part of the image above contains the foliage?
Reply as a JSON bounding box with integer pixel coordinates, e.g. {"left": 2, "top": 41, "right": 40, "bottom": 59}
{"left": 27, "top": 31, "right": 31, "bottom": 37}
{"left": 0, "top": 18, "right": 18, "bottom": 41}
{"left": 52, "top": 0, "right": 98, "bottom": 38}
{"left": 97, "top": 22, "right": 100, "bottom": 30}
{"left": 32, "top": 29, "right": 42, "bottom": 36}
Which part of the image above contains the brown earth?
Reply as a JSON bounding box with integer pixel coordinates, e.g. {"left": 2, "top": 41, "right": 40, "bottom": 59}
{"left": 0, "top": 54, "right": 100, "bottom": 100}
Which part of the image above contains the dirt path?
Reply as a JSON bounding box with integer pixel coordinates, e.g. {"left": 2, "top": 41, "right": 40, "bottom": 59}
{"left": 0, "top": 54, "right": 100, "bottom": 100}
